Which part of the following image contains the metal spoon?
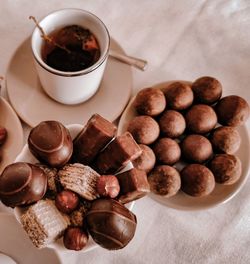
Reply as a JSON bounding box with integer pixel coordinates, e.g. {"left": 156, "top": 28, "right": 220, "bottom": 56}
{"left": 109, "top": 50, "right": 148, "bottom": 71}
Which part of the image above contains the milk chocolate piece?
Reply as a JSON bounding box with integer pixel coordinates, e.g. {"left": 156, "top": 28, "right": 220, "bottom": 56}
{"left": 73, "top": 114, "right": 117, "bottom": 164}
{"left": 116, "top": 168, "right": 150, "bottom": 204}
{"left": 0, "top": 162, "right": 47, "bottom": 207}
{"left": 94, "top": 132, "right": 142, "bottom": 174}
{"left": 86, "top": 199, "right": 137, "bottom": 250}
{"left": 28, "top": 121, "right": 73, "bottom": 168}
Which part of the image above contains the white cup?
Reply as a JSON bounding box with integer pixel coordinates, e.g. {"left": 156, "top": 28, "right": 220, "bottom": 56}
{"left": 31, "top": 8, "right": 110, "bottom": 105}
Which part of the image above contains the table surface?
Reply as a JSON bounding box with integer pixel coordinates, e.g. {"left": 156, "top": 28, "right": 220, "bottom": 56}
{"left": 0, "top": 1, "right": 250, "bottom": 263}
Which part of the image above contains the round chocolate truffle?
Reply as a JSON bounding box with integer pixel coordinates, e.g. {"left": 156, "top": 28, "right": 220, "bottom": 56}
{"left": 86, "top": 199, "right": 137, "bottom": 250}
{"left": 209, "top": 154, "right": 242, "bottom": 185}
{"left": 210, "top": 126, "right": 241, "bottom": 154}
{"left": 164, "top": 82, "right": 194, "bottom": 110}
{"left": 0, "top": 162, "right": 47, "bottom": 207}
{"left": 134, "top": 88, "right": 166, "bottom": 116}
{"left": 192, "top": 76, "right": 222, "bottom": 104}
{"left": 159, "top": 110, "right": 186, "bottom": 138}
{"left": 132, "top": 144, "right": 156, "bottom": 173}
{"left": 215, "top": 95, "right": 250, "bottom": 126}
{"left": 148, "top": 165, "right": 181, "bottom": 197}
{"left": 185, "top": 104, "right": 217, "bottom": 134}
{"left": 181, "top": 134, "right": 213, "bottom": 163}
{"left": 153, "top": 138, "right": 181, "bottom": 165}
{"left": 181, "top": 164, "right": 215, "bottom": 197}
{"left": 127, "top": 115, "right": 160, "bottom": 145}
{"left": 28, "top": 121, "right": 73, "bottom": 168}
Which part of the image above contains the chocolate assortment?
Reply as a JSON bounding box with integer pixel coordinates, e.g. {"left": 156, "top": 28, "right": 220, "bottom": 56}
{"left": 0, "top": 114, "right": 147, "bottom": 251}
{"left": 127, "top": 76, "right": 249, "bottom": 198}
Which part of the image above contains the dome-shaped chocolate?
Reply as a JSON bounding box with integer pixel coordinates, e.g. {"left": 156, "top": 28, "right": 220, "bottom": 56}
{"left": 28, "top": 121, "right": 73, "bottom": 168}
{"left": 0, "top": 162, "right": 47, "bottom": 207}
{"left": 86, "top": 199, "right": 137, "bottom": 250}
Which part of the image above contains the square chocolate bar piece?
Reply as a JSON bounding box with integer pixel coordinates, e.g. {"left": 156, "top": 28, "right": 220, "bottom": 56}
{"left": 94, "top": 132, "right": 142, "bottom": 174}
{"left": 73, "top": 114, "right": 117, "bottom": 164}
{"left": 116, "top": 168, "right": 150, "bottom": 204}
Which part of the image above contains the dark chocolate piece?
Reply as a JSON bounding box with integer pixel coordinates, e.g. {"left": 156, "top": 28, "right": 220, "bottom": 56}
{"left": 0, "top": 162, "right": 47, "bottom": 207}
{"left": 94, "top": 132, "right": 142, "bottom": 174}
{"left": 28, "top": 121, "right": 73, "bottom": 168}
{"left": 73, "top": 114, "right": 117, "bottom": 164}
{"left": 116, "top": 168, "right": 150, "bottom": 204}
{"left": 86, "top": 199, "right": 137, "bottom": 250}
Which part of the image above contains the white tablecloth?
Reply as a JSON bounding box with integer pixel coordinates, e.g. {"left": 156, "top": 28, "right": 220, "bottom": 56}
{"left": 0, "top": 1, "right": 250, "bottom": 263}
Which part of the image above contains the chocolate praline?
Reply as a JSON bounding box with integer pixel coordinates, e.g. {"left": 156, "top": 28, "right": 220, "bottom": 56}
{"left": 86, "top": 198, "right": 137, "bottom": 250}
{"left": 0, "top": 162, "right": 47, "bottom": 207}
{"left": 28, "top": 121, "right": 73, "bottom": 168}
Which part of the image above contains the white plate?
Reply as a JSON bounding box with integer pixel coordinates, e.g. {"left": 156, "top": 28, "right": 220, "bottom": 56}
{"left": 0, "top": 213, "right": 61, "bottom": 264}
{"left": 0, "top": 97, "right": 23, "bottom": 174}
{"left": 6, "top": 37, "right": 132, "bottom": 127}
{"left": 118, "top": 81, "right": 250, "bottom": 210}
{"left": 14, "top": 124, "right": 134, "bottom": 252}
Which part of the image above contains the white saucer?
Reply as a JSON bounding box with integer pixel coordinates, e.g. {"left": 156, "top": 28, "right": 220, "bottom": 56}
{"left": 6, "top": 38, "right": 132, "bottom": 127}
{"left": 0, "top": 213, "right": 61, "bottom": 264}
{"left": 0, "top": 97, "right": 23, "bottom": 174}
{"left": 118, "top": 81, "right": 250, "bottom": 210}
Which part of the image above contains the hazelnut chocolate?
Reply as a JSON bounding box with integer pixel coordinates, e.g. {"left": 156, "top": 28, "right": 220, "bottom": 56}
{"left": 116, "top": 168, "right": 150, "bottom": 204}
{"left": 94, "top": 132, "right": 142, "bottom": 174}
{"left": 73, "top": 114, "right": 117, "bottom": 164}
{"left": 86, "top": 199, "right": 137, "bottom": 250}
{"left": 0, "top": 162, "right": 47, "bottom": 207}
{"left": 28, "top": 121, "right": 73, "bottom": 168}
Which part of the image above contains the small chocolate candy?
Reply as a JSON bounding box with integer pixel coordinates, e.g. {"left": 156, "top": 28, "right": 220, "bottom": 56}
{"left": 0, "top": 162, "right": 47, "bottom": 207}
{"left": 86, "top": 199, "right": 137, "bottom": 250}
{"left": 181, "top": 164, "right": 215, "bottom": 197}
{"left": 116, "top": 168, "right": 150, "bottom": 204}
{"left": 28, "top": 121, "right": 73, "bottom": 168}
{"left": 73, "top": 114, "right": 117, "bottom": 164}
{"left": 148, "top": 165, "right": 181, "bottom": 197}
{"left": 94, "top": 132, "right": 142, "bottom": 174}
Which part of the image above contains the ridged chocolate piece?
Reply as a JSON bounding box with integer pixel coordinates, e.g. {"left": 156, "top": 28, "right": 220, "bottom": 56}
{"left": 117, "top": 168, "right": 150, "bottom": 204}
{"left": 86, "top": 199, "right": 137, "bottom": 250}
{"left": 58, "top": 163, "right": 100, "bottom": 200}
{"left": 94, "top": 132, "right": 142, "bottom": 174}
{"left": 73, "top": 114, "right": 117, "bottom": 164}
{"left": 0, "top": 162, "right": 47, "bottom": 207}
{"left": 21, "top": 199, "right": 69, "bottom": 248}
{"left": 28, "top": 121, "right": 73, "bottom": 168}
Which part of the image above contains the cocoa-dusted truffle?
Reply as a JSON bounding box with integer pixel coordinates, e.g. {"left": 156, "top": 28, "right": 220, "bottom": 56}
{"left": 134, "top": 88, "right": 166, "bottom": 116}
{"left": 159, "top": 110, "right": 186, "bottom": 138}
{"left": 127, "top": 115, "right": 160, "bottom": 145}
{"left": 153, "top": 138, "right": 181, "bottom": 165}
{"left": 28, "top": 121, "right": 73, "bottom": 168}
{"left": 209, "top": 154, "right": 242, "bottom": 185}
{"left": 164, "top": 82, "right": 193, "bottom": 110}
{"left": 181, "top": 164, "right": 215, "bottom": 197}
{"left": 148, "top": 165, "right": 181, "bottom": 197}
{"left": 73, "top": 114, "right": 117, "bottom": 165}
{"left": 210, "top": 126, "right": 241, "bottom": 154}
{"left": 181, "top": 134, "right": 213, "bottom": 163}
{"left": 132, "top": 144, "right": 156, "bottom": 173}
{"left": 86, "top": 199, "right": 137, "bottom": 250}
{"left": 185, "top": 104, "right": 217, "bottom": 134}
{"left": 0, "top": 162, "right": 47, "bottom": 207}
{"left": 192, "top": 76, "right": 222, "bottom": 104}
{"left": 215, "top": 95, "right": 250, "bottom": 126}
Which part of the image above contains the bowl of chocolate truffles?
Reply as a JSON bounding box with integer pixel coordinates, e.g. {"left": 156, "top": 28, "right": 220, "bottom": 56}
{"left": 0, "top": 114, "right": 151, "bottom": 251}
{"left": 118, "top": 76, "right": 250, "bottom": 210}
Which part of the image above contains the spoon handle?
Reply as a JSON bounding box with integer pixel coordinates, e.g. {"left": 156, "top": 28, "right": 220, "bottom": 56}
{"left": 109, "top": 50, "right": 147, "bottom": 71}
